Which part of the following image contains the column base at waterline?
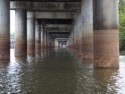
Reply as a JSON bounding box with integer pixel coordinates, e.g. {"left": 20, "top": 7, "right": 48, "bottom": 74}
{"left": 27, "top": 41, "right": 35, "bottom": 57}
{"left": 0, "top": 39, "right": 10, "bottom": 60}
{"left": 94, "top": 30, "right": 119, "bottom": 68}
{"left": 82, "top": 35, "right": 93, "bottom": 60}
{"left": 15, "top": 50, "right": 27, "bottom": 58}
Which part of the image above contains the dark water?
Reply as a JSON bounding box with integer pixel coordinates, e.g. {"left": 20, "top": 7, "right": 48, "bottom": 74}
{"left": 0, "top": 49, "right": 125, "bottom": 94}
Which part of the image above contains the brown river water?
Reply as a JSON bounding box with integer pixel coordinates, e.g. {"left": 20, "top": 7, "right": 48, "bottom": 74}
{"left": 0, "top": 49, "right": 125, "bottom": 94}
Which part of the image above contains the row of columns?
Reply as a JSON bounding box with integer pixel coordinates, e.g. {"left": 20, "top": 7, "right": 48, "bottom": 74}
{"left": 16, "top": 10, "right": 54, "bottom": 58}
{"left": 67, "top": 0, "right": 119, "bottom": 68}
{"left": 0, "top": 0, "right": 54, "bottom": 59}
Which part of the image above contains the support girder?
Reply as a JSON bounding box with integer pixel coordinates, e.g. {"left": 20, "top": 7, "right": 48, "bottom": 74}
{"left": 35, "top": 12, "right": 76, "bottom": 19}
{"left": 10, "top": 1, "right": 81, "bottom": 12}
{"left": 45, "top": 25, "right": 72, "bottom": 32}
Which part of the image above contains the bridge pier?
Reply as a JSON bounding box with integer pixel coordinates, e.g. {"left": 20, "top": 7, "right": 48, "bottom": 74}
{"left": 27, "top": 12, "right": 35, "bottom": 57}
{"left": 0, "top": 0, "right": 10, "bottom": 59}
{"left": 74, "top": 14, "right": 82, "bottom": 57}
{"left": 15, "top": 9, "right": 27, "bottom": 57}
{"left": 35, "top": 21, "right": 41, "bottom": 58}
{"left": 43, "top": 28, "right": 47, "bottom": 54}
{"left": 41, "top": 25, "right": 44, "bottom": 56}
{"left": 93, "top": 0, "right": 119, "bottom": 68}
{"left": 81, "top": 0, "right": 93, "bottom": 60}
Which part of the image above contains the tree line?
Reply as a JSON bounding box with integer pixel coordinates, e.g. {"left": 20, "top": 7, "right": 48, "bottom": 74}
{"left": 119, "top": 0, "right": 125, "bottom": 51}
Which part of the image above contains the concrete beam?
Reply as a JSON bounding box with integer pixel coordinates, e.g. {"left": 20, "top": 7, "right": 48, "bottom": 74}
{"left": 46, "top": 27, "right": 72, "bottom": 32}
{"left": 46, "top": 24, "right": 73, "bottom": 28}
{"left": 45, "top": 24, "right": 72, "bottom": 32}
{"left": 50, "top": 34, "right": 69, "bottom": 38}
{"left": 39, "top": 19, "right": 73, "bottom": 24}
{"left": 35, "top": 12, "right": 76, "bottom": 19}
{"left": 10, "top": 1, "right": 81, "bottom": 12}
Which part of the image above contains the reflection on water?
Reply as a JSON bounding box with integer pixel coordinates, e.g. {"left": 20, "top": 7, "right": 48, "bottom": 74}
{"left": 0, "top": 49, "right": 125, "bottom": 93}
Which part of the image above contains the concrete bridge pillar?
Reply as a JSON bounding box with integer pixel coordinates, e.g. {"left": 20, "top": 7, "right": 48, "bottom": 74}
{"left": 43, "top": 28, "right": 47, "bottom": 53}
{"left": 81, "top": 0, "right": 93, "bottom": 60}
{"left": 0, "top": 0, "right": 10, "bottom": 59}
{"left": 35, "top": 21, "right": 41, "bottom": 58}
{"left": 46, "top": 32, "right": 51, "bottom": 51}
{"left": 41, "top": 25, "right": 44, "bottom": 56}
{"left": 93, "top": 0, "right": 119, "bottom": 68}
{"left": 50, "top": 37, "right": 54, "bottom": 50}
{"left": 76, "top": 14, "right": 82, "bottom": 57}
{"left": 27, "top": 12, "right": 35, "bottom": 57}
{"left": 15, "top": 9, "right": 27, "bottom": 57}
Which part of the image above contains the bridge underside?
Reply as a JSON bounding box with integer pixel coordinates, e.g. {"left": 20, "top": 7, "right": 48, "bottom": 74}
{"left": 0, "top": 0, "right": 119, "bottom": 68}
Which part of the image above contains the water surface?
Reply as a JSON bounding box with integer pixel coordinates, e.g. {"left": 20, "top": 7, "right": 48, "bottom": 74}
{"left": 0, "top": 49, "right": 125, "bottom": 94}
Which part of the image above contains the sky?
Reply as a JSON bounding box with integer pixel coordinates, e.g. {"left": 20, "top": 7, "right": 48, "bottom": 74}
{"left": 10, "top": 10, "right": 15, "bottom": 33}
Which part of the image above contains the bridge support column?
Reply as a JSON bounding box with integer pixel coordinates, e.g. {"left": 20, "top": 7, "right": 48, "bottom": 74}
{"left": 27, "top": 12, "right": 35, "bottom": 57}
{"left": 41, "top": 25, "right": 44, "bottom": 56}
{"left": 81, "top": 0, "right": 93, "bottom": 60}
{"left": 0, "top": 0, "right": 10, "bottom": 59}
{"left": 35, "top": 21, "right": 41, "bottom": 58}
{"left": 93, "top": 0, "right": 119, "bottom": 68}
{"left": 74, "top": 14, "right": 82, "bottom": 57}
{"left": 46, "top": 32, "right": 51, "bottom": 51}
{"left": 43, "top": 29, "right": 47, "bottom": 54}
{"left": 15, "top": 9, "right": 27, "bottom": 57}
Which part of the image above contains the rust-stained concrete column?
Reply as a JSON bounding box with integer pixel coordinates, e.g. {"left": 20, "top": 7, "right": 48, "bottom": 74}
{"left": 93, "top": 0, "right": 119, "bottom": 68}
{"left": 0, "top": 0, "right": 10, "bottom": 59}
{"left": 43, "top": 28, "right": 47, "bottom": 53}
{"left": 46, "top": 32, "right": 51, "bottom": 51}
{"left": 27, "top": 12, "right": 35, "bottom": 57}
{"left": 35, "top": 21, "right": 41, "bottom": 58}
{"left": 15, "top": 9, "right": 27, "bottom": 57}
{"left": 41, "top": 25, "right": 44, "bottom": 56}
{"left": 81, "top": 0, "right": 93, "bottom": 60}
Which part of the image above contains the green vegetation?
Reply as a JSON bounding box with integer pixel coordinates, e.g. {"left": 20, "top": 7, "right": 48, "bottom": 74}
{"left": 119, "top": 0, "right": 125, "bottom": 51}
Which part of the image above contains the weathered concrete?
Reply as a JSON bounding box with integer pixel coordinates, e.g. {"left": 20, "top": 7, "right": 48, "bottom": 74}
{"left": 75, "top": 13, "right": 82, "bottom": 57}
{"left": 50, "top": 37, "right": 55, "bottom": 50}
{"left": 35, "top": 12, "right": 76, "bottom": 19}
{"left": 81, "top": 0, "right": 93, "bottom": 60}
{"left": 10, "top": 1, "right": 80, "bottom": 12}
{"left": 45, "top": 25, "right": 72, "bottom": 32}
{"left": 0, "top": 0, "right": 10, "bottom": 59}
{"left": 35, "top": 21, "right": 41, "bottom": 58}
{"left": 73, "top": 17, "right": 80, "bottom": 55}
{"left": 41, "top": 25, "right": 44, "bottom": 54}
{"left": 93, "top": 0, "right": 119, "bottom": 68}
{"left": 46, "top": 32, "right": 50, "bottom": 51}
{"left": 27, "top": 12, "right": 35, "bottom": 57}
{"left": 43, "top": 28, "right": 47, "bottom": 53}
{"left": 15, "top": 9, "right": 27, "bottom": 57}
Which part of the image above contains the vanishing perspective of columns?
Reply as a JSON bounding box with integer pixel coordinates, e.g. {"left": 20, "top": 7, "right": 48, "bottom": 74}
{"left": 27, "top": 12, "right": 35, "bottom": 57}
{"left": 15, "top": 9, "right": 27, "bottom": 57}
{"left": 0, "top": 0, "right": 119, "bottom": 68}
{"left": 0, "top": 0, "right": 10, "bottom": 59}
{"left": 93, "top": 0, "right": 119, "bottom": 68}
